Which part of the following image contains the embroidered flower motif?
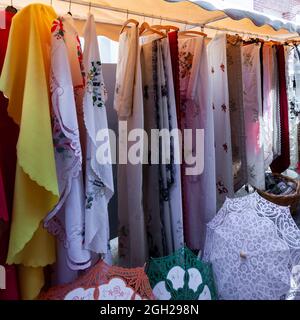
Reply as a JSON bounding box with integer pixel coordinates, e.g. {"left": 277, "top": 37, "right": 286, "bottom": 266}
{"left": 87, "top": 61, "right": 106, "bottom": 108}
{"left": 220, "top": 63, "right": 225, "bottom": 72}
{"left": 64, "top": 288, "right": 95, "bottom": 300}
{"left": 221, "top": 104, "right": 227, "bottom": 112}
{"left": 217, "top": 181, "right": 228, "bottom": 195}
{"left": 52, "top": 116, "right": 72, "bottom": 156}
{"left": 51, "top": 18, "right": 65, "bottom": 40}
{"left": 85, "top": 178, "right": 106, "bottom": 209}
{"left": 179, "top": 50, "right": 194, "bottom": 79}
{"left": 153, "top": 266, "right": 212, "bottom": 300}
{"left": 290, "top": 101, "right": 300, "bottom": 117}
{"left": 99, "top": 278, "right": 136, "bottom": 300}
{"left": 243, "top": 52, "right": 253, "bottom": 68}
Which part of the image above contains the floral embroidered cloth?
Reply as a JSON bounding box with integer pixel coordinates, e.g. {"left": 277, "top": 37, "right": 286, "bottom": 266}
{"left": 45, "top": 15, "right": 91, "bottom": 272}
{"left": 161, "top": 38, "right": 184, "bottom": 253}
{"left": 141, "top": 37, "right": 184, "bottom": 258}
{"left": 241, "top": 43, "right": 265, "bottom": 190}
{"left": 82, "top": 14, "right": 114, "bottom": 255}
{"left": 178, "top": 35, "right": 216, "bottom": 251}
{"left": 0, "top": 4, "right": 59, "bottom": 300}
{"left": 39, "top": 259, "right": 154, "bottom": 300}
{"left": 208, "top": 33, "right": 234, "bottom": 209}
{"left": 226, "top": 35, "right": 247, "bottom": 192}
{"left": 141, "top": 39, "right": 165, "bottom": 258}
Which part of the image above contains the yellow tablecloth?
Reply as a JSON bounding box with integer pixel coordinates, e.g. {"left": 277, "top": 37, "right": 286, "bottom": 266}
{"left": 0, "top": 4, "right": 59, "bottom": 300}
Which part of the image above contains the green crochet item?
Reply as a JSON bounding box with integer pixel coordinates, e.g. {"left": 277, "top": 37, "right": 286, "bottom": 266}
{"left": 146, "top": 246, "right": 218, "bottom": 300}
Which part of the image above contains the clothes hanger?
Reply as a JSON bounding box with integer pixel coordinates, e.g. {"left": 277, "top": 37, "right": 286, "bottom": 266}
{"left": 139, "top": 22, "right": 166, "bottom": 37}
{"left": 179, "top": 23, "right": 207, "bottom": 37}
{"left": 5, "top": 0, "right": 17, "bottom": 14}
{"left": 151, "top": 25, "right": 179, "bottom": 32}
{"left": 67, "top": 0, "right": 73, "bottom": 16}
{"left": 179, "top": 30, "right": 207, "bottom": 38}
{"left": 120, "top": 19, "right": 139, "bottom": 34}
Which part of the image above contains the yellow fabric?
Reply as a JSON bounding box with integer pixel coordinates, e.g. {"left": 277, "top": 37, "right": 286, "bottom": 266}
{"left": 18, "top": 265, "right": 44, "bottom": 301}
{"left": 0, "top": 4, "right": 59, "bottom": 300}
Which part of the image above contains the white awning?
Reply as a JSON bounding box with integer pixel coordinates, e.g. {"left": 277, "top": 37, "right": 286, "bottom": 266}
{"left": 1, "top": 0, "right": 300, "bottom": 41}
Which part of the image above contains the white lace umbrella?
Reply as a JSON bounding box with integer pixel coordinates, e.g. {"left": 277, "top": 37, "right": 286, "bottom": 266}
{"left": 204, "top": 192, "right": 300, "bottom": 300}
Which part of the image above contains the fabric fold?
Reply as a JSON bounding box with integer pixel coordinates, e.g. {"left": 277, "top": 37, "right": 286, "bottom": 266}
{"left": 0, "top": 4, "right": 59, "bottom": 300}
{"left": 45, "top": 15, "right": 91, "bottom": 273}
{"left": 114, "top": 25, "right": 138, "bottom": 119}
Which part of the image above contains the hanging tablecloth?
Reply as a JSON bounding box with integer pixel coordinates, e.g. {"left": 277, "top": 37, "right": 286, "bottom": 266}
{"left": 271, "top": 45, "right": 290, "bottom": 174}
{"left": 241, "top": 43, "right": 265, "bottom": 190}
{"left": 0, "top": 4, "right": 59, "bottom": 300}
{"left": 179, "top": 35, "right": 216, "bottom": 250}
{"left": 226, "top": 35, "right": 247, "bottom": 192}
{"left": 208, "top": 33, "right": 234, "bottom": 208}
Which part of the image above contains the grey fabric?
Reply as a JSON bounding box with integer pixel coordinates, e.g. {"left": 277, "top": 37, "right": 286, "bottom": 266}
{"left": 226, "top": 35, "right": 247, "bottom": 192}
